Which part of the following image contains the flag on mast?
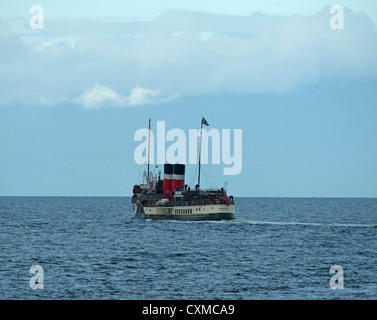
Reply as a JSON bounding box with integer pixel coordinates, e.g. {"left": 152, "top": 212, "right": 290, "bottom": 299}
{"left": 201, "top": 117, "right": 209, "bottom": 126}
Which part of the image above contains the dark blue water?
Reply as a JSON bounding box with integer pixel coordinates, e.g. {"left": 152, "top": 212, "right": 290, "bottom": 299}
{"left": 1, "top": 197, "right": 376, "bottom": 300}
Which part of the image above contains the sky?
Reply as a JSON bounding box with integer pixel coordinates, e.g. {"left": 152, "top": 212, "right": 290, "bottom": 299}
{"left": 1, "top": 1, "right": 377, "bottom": 197}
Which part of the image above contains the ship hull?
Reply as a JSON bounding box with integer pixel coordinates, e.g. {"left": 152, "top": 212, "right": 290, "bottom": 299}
{"left": 133, "top": 203, "right": 235, "bottom": 220}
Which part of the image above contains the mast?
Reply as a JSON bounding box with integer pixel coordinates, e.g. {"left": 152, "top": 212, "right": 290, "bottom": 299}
{"left": 147, "top": 118, "right": 151, "bottom": 181}
{"left": 198, "top": 116, "right": 203, "bottom": 189}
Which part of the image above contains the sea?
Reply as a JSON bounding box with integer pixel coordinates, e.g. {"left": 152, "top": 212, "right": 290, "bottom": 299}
{"left": 1, "top": 197, "right": 376, "bottom": 300}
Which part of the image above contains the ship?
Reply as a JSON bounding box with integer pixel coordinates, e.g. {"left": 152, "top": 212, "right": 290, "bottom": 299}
{"left": 131, "top": 118, "right": 235, "bottom": 220}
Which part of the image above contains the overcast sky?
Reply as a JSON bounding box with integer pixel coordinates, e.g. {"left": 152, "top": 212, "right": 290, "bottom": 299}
{"left": 1, "top": 1, "right": 377, "bottom": 197}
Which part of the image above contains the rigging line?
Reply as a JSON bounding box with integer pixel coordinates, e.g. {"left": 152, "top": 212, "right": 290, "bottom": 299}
{"left": 188, "top": 165, "right": 197, "bottom": 188}
{"left": 202, "top": 166, "right": 210, "bottom": 188}
{"left": 207, "top": 162, "right": 214, "bottom": 187}
{"left": 137, "top": 164, "right": 142, "bottom": 184}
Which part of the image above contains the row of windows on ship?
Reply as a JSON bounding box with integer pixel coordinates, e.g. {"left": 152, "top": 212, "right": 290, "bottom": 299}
{"left": 143, "top": 207, "right": 216, "bottom": 214}
{"left": 143, "top": 208, "right": 204, "bottom": 214}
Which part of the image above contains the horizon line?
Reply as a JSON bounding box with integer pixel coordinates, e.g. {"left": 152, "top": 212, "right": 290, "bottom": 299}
{"left": 1, "top": 195, "right": 376, "bottom": 199}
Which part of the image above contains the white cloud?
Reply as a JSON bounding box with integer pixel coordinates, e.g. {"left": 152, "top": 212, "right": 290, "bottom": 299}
{"left": 1, "top": 7, "right": 377, "bottom": 107}
{"left": 77, "top": 84, "right": 124, "bottom": 108}
{"left": 76, "top": 84, "right": 177, "bottom": 108}
{"left": 126, "top": 87, "right": 160, "bottom": 106}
